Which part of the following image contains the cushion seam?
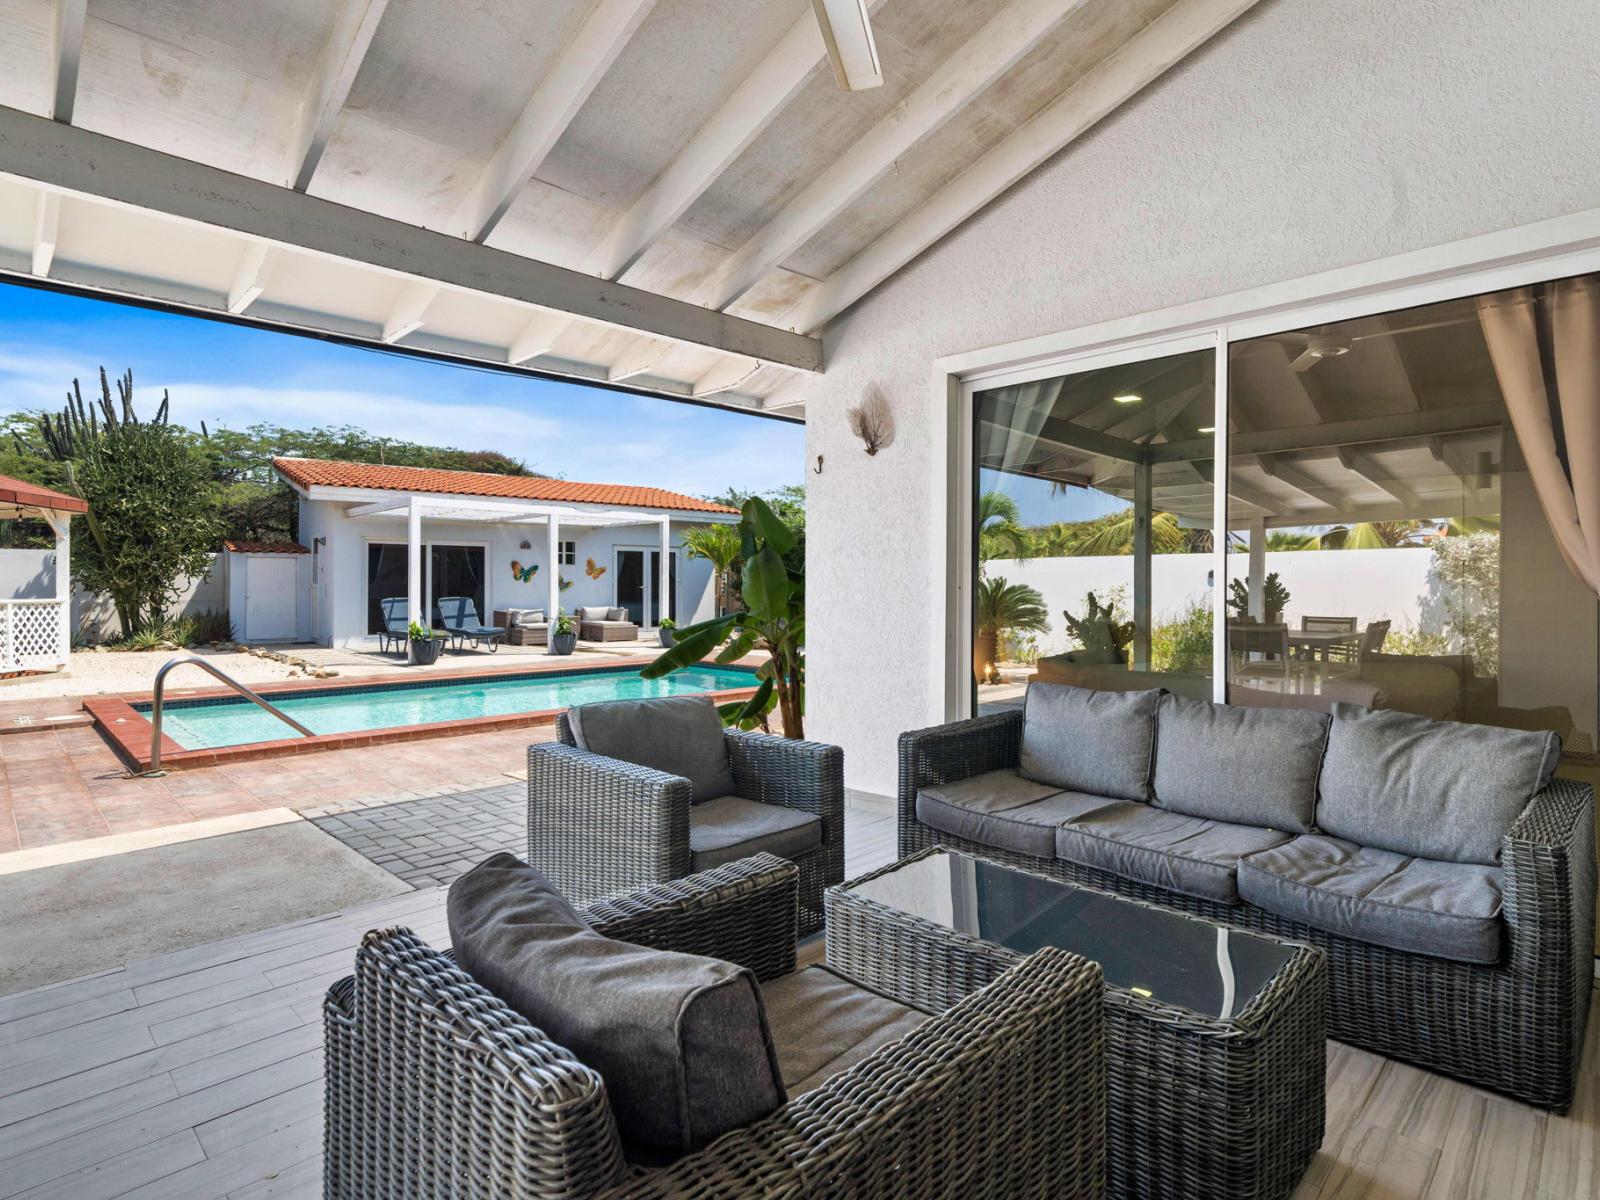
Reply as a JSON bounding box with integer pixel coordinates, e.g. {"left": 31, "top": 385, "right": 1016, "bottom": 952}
{"left": 1058, "top": 821, "right": 1236, "bottom": 877}
{"left": 1237, "top": 859, "right": 1503, "bottom": 923}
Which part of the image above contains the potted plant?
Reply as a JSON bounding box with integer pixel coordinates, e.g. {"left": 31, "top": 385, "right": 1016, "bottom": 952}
{"left": 550, "top": 610, "right": 577, "bottom": 656}
{"left": 1227, "top": 573, "right": 1292, "bottom": 624}
{"left": 658, "top": 617, "right": 677, "bottom": 648}
{"left": 407, "top": 620, "right": 445, "bottom": 666}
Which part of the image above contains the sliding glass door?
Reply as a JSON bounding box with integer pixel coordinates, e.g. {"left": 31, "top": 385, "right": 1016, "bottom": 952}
{"left": 615, "top": 549, "right": 677, "bottom": 626}
{"left": 365, "top": 542, "right": 486, "bottom": 633}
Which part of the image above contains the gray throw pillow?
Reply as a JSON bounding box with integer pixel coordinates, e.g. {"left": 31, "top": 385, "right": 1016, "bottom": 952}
{"left": 1152, "top": 693, "right": 1328, "bottom": 833}
{"left": 1019, "top": 683, "right": 1161, "bottom": 802}
{"left": 1317, "top": 703, "right": 1561, "bottom": 865}
{"left": 607, "top": 607, "right": 629, "bottom": 622}
{"left": 447, "top": 854, "right": 785, "bottom": 1154}
{"left": 577, "top": 606, "right": 606, "bottom": 620}
{"left": 568, "top": 695, "right": 737, "bottom": 803}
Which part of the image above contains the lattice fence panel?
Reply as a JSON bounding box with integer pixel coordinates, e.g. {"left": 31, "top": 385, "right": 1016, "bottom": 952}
{"left": 4, "top": 601, "right": 63, "bottom": 669}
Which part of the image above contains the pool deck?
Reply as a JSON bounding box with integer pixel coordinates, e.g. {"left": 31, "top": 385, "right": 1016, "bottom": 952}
{"left": 83, "top": 655, "right": 763, "bottom": 772}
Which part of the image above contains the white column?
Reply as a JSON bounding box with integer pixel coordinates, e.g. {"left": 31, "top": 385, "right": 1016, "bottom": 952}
{"left": 1132, "top": 460, "right": 1151, "bottom": 670}
{"left": 407, "top": 497, "right": 423, "bottom": 627}
{"left": 658, "top": 517, "right": 671, "bottom": 628}
{"left": 50, "top": 511, "right": 69, "bottom": 665}
{"left": 546, "top": 514, "right": 560, "bottom": 651}
{"left": 1247, "top": 516, "right": 1266, "bottom": 620}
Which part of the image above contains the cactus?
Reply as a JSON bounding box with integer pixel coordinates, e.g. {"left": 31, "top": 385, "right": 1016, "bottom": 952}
{"left": 1063, "top": 591, "right": 1135, "bottom": 653}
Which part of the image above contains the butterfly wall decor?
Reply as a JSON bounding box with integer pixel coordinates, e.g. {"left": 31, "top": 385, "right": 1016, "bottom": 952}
{"left": 558, "top": 576, "right": 574, "bottom": 591}
{"left": 509, "top": 560, "right": 538, "bottom": 583}
{"left": 584, "top": 557, "right": 607, "bottom": 580}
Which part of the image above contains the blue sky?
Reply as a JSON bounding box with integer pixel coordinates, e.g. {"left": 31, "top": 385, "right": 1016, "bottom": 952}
{"left": 0, "top": 283, "right": 803, "bottom": 499}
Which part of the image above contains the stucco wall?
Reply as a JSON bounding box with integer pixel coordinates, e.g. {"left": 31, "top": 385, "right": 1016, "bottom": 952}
{"left": 0, "top": 549, "right": 227, "bottom": 642}
{"left": 799, "top": 0, "right": 1600, "bottom": 794}
{"left": 301, "top": 499, "right": 721, "bottom": 648}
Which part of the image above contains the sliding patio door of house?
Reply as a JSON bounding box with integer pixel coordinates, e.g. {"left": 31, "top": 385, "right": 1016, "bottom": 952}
{"left": 615, "top": 549, "right": 677, "bottom": 626}
{"left": 365, "top": 542, "right": 486, "bottom": 633}
{"left": 969, "top": 339, "right": 1218, "bottom": 716}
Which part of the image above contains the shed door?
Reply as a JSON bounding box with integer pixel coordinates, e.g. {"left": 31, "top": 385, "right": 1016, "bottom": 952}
{"left": 244, "top": 557, "right": 298, "bottom": 642}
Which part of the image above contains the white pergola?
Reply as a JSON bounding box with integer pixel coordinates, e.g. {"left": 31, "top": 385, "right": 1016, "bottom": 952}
{"left": 345, "top": 492, "right": 695, "bottom": 631}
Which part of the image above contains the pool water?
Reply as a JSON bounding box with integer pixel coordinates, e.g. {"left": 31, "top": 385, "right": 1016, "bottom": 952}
{"left": 142, "top": 666, "right": 758, "bottom": 750}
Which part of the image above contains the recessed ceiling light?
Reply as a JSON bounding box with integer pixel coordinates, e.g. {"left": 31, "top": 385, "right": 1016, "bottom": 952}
{"left": 1197, "top": 425, "right": 1216, "bottom": 434}
{"left": 1113, "top": 394, "right": 1142, "bottom": 405}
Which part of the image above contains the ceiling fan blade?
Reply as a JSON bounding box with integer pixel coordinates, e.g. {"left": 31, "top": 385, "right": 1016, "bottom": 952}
{"left": 1288, "top": 348, "right": 1320, "bottom": 373}
{"left": 813, "top": 0, "right": 884, "bottom": 91}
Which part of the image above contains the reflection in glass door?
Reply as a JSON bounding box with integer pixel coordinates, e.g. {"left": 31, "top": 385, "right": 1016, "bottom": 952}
{"left": 616, "top": 549, "right": 677, "bottom": 626}
{"left": 650, "top": 550, "right": 677, "bottom": 626}
{"left": 429, "top": 545, "right": 486, "bottom": 626}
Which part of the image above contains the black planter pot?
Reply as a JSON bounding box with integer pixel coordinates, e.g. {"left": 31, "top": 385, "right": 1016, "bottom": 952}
{"left": 408, "top": 637, "right": 445, "bottom": 666}
{"left": 550, "top": 630, "right": 578, "bottom": 655}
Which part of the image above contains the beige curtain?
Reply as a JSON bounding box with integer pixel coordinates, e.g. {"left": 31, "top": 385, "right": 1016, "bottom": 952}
{"left": 1477, "top": 277, "right": 1600, "bottom": 596}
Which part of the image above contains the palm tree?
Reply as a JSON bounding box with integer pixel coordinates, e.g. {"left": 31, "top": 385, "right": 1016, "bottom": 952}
{"left": 1265, "top": 530, "right": 1319, "bottom": 551}
{"left": 978, "top": 490, "right": 1031, "bottom": 564}
{"left": 681, "top": 522, "right": 742, "bottom": 615}
{"left": 974, "top": 576, "right": 1049, "bottom": 682}
{"left": 1048, "top": 508, "right": 1204, "bottom": 556}
{"left": 1317, "top": 520, "right": 1426, "bottom": 550}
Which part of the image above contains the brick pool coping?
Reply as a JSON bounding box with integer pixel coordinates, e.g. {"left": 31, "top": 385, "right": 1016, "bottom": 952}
{"left": 84, "top": 656, "right": 764, "bottom": 772}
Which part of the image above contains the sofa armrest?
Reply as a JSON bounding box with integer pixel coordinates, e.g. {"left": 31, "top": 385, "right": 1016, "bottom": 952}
{"left": 526, "top": 742, "right": 693, "bottom": 907}
{"left": 726, "top": 729, "right": 844, "bottom": 821}
{"left": 597, "top": 946, "right": 1104, "bottom": 1200}
{"left": 1503, "top": 779, "right": 1596, "bottom": 968}
{"left": 581, "top": 853, "right": 799, "bottom": 982}
{"left": 897, "top": 710, "right": 1024, "bottom": 830}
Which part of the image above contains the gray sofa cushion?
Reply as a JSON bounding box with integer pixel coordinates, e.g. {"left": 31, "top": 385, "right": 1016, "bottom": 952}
{"left": 607, "top": 606, "right": 630, "bottom": 622}
{"left": 760, "top": 965, "right": 927, "bottom": 1095}
{"left": 1019, "top": 683, "right": 1161, "bottom": 802}
{"left": 1153, "top": 693, "right": 1327, "bottom": 833}
{"left": 1237, "top": 834, "right": 1504, "bottom": 964}
{"left": 916, "top": 768, "right": 1115, "bottom": 858}
{"left": 691, "top": 795, "right": 821, "bottom": 871}
{"left": 1054, "top": 801, "right": 1293, "bottom": 903}
{"left": 568, "top": 695, "right": 737, "bottom": 803}
{"left": 1318, "top": 703, "right": 1561, "bottom": 865}
{"left": 447, "top": 853, "right": 785, "bottom": 1153}
{"left": 576, "top": 606, "right": 609, "bottom": 620}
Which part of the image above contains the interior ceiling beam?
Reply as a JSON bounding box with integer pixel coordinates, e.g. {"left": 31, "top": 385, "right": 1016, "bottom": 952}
{"left": 1255, "top": 457, "right": 1347, "bottom": 510}
{"left": 701, "top": 0, "right": 1089, "bottom": 313}
{"left": 1154, "top": 402, "right": 1505, "bottom": 462}
{"left": 0, "top": 107, "right": 823, "bottom": 372}
{"left": 606, "top": 336, "right": 673, "bottom": 382}
{"left": 287, "top": 0, "right": 390, "bottom": 191}
{"left": 50, "top": 0, "right": 86, "bottom": 124}
{"left": 382, "top": 281, "right": 440, "bottom": 343}
{"left": 692, "top": 356, "right": 762, "bottom": 399}
{"left": 450, "top": 0, "right": 657, "bottom": 244}
{"left": 31, "top": 190, "right": 59, "bottom": 276}
{"left": 784, "top": 0, "right": 1263, "bottom": 334}
{"left": 227, "top": 242, "right": 277, "bottom": 314}
{"left": 1336, "top": 446, "right": 1422, "bottom": 509}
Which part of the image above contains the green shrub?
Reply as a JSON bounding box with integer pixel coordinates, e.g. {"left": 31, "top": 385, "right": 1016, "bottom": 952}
{"left": 190, "top": 609, "right": 233, "bottom": 644}
{"left": 1150, "top": 601, "right": 1213, "bottom": 673}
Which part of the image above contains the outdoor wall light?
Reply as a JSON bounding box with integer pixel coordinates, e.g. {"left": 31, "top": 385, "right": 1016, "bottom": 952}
{"left": 1113, "top": 393, "right": 1142, "bottom": 404}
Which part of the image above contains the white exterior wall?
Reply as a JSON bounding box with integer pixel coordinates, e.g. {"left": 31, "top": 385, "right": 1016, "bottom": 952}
{"left": 0, "top": 549, "right": 226, "bottom": 643}
{"left": 300, "top": 498, "right": 719, "bottom": 648}
{"left": 798, "top": 0, "right": 1600, "bottom": 795}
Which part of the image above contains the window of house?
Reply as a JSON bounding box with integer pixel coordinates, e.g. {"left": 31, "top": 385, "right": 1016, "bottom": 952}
{"left": 559, "top": 540, "right": 576, "bottom": 565}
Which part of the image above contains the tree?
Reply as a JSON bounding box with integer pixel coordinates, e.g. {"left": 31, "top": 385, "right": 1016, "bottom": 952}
{"left": 681, "top": 522, "right": 743, "bottom": 615}
{"left": 977, "top": 490, "right": 1030, "bottom": 564}
{"left": 703, "top": 484, "right": 804, "bottom": 534}
{"left": 645, "top": 497, "right": 806, "bottom": 737}
{"left": 974, "top": 576, "right": 1049, "bottom": 681}
{"left": 26, "top": 370, "right": 222, "bottom": 636}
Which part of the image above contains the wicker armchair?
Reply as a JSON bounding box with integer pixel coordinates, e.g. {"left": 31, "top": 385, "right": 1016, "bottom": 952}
{"left": 898, "top": 708, "right": 1596, "bottom": 1111}
{"left": 324, "top": 855, "right": 1108, "bottom": 1199}
{"left": 528, "top": 712, "right": 845, "bottom": 933}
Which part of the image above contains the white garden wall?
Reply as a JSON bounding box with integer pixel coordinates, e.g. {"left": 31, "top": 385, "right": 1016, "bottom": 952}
{"left": 797, "top": 0, "right": 1600, "bottom": 795}
{"left": 0, "top": 548, "right": 227, "bottom": 643}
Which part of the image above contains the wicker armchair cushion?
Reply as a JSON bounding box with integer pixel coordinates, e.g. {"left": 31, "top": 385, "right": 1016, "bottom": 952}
{"left": 576, "top": 606, "right": 610, "bottom": 620}
{"left": 446, "top": 853, "right": 785, "bottom": 1154}
{"left": 759, "top": 965, "right": 928, "bottom": 1095}
{"left": 1054, "top": 801, "right": 1292, "bottom": 904}
{"left": 690, "top": 795, "right": 821, "bottom": 870}
{"left": 607, "top": 606, "right": 629, "bottom": 621}
{"left": 916, "top": 769, "right": 1114, "bottom": 858}
{"left": 1019, "top": 682, "right": 1161, "bottom": 802}
{"left": 1319, "top": 704, "right": 1561, "bottom": 865}
{"left": 1238, "top": 834, "right": 1504, "bottom": 964}
{"left": 1152, "top": 694, "right": 1328, "bottom": 833}
{"left": 568, "top": 695, "right": 737, "bottom": 803}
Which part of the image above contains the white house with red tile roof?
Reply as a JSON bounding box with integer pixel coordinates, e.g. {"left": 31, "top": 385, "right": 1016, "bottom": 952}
{"left": 273, "top": 458, "right": 740, "bottom": 650}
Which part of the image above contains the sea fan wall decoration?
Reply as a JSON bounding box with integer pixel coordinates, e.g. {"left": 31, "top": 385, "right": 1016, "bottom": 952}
{"left": 846, "top": 388, "right": 894, "bottom": 455}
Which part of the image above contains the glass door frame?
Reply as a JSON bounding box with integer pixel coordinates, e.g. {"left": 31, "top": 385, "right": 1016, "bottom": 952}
{"left": 364, "top": 536, "right": 491, "bottom": 635}
{"left": 612, "top": 546, "right": 676, "bottom": 628}
{"left": 943, "top": 226, "right": 1600, "bottom": 722}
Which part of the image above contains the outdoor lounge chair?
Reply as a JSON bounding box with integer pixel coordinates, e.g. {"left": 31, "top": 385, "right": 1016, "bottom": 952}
{"left": 576, "top": 605, "right": 640, "bottom": 641}
{"left": 324, "top": 853, "right": 1107, "bottom": 1200}
{"left": 435, "top": 596, "right": 505, "bottom": 652}
{"left": 527, "top": 694, "right": 845, "bottom": 934}
{"left": 376, "top": 597, "right": 409, "bottom": 654}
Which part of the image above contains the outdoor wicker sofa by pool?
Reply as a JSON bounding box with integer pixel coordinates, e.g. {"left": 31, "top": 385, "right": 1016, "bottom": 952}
{"left": 528, "top": 695, "right": 845, "bottom": 932}
{"left": 899, "top": 684, "right": 1596, "bottom": 1111}
{"left": 324, "top": 854, "right": 1107, "bottom": 1199}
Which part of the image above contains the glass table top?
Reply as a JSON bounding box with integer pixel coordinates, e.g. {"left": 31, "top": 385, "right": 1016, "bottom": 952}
{"left": 844, "top": 850, "right": 1299, "bottom": 1020}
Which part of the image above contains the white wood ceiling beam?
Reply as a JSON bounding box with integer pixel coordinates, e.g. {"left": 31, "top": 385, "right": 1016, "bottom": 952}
{"left": 287, "top": 0, "right": 391, "bottom": 191}
{"left": 1336, "top": 446, "right": 1423, "bottom": 510}
{"left": 785, "top": 0, "right": 1265, "bottom": 333}
{"left": 692, "top": 356, "right": 761, "bottom": 398}
{"left": 226, "top": 242, "right": 278, "bottom": 313}
{"left": 31, "top": 191, "right": 59, "bottom": 276}
{"left": 1254, "top": 457, "right": 1345, "bottom": 511}
{"left": 0, "top": 107, "right": 822, "bottom": 370}
{"left": 606, "top": 337, "right": 674, "bottom": 382}
{"left": 50, "top": 0, "right": 86, "bottom": 124}
{"left": 450, "top": 0, "right": 658, "bottom": 244}
{"left": 382, "top": 281, "right": 440, "bottom": 343}
{"left": 700, "top": 0, "right": 1089, "bottom": 313}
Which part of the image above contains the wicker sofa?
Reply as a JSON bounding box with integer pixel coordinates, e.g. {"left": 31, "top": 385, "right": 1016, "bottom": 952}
{"left": 324, "top": 854, "right": 1107, "bottom": 1199}
{"left": 899, "top": 684, "right": 1595, "bottom": 1111}
{"left": 529, "top": 696, "right": 845, "bottom": 933}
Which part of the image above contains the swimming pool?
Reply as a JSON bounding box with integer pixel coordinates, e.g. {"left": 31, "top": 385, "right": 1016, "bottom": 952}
{"left": 135, "top": 664, "right": 759, "bottom": 751}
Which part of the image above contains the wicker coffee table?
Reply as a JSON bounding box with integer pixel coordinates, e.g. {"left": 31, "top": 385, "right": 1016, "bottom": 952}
{"left": 827, "top": 847, "right": 1327, "bottom": 1200}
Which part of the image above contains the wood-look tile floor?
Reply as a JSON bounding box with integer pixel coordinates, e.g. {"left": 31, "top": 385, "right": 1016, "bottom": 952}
{"left": 0, "top": 804, "right": 1593, "bottom": 1199}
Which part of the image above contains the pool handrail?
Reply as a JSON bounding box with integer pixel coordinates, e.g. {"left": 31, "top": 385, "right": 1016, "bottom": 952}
{"left": 146, "top": 656, "right": 314, "bottom": 773}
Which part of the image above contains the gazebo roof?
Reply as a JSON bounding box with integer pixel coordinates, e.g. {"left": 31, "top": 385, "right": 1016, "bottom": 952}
{"left": 0, "top": 474, "right": 88, "bottom": 517}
